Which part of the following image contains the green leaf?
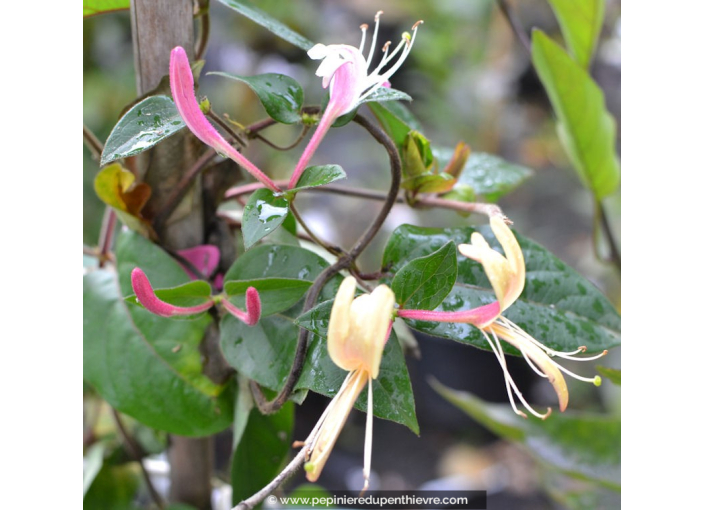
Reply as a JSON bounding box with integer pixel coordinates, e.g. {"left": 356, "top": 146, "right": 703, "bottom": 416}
{"left": 432, "top": 380, "right": 620, "bottom": 489}
{"left": 367, "top": 101, "right": 423, "bottom": 149}
{"left": 224, "top": 278, "right": 312, "bottom": 317}
{"left": 84, "top": 231, "right": 234, "bottom": 436}
{"left": 223, "top": 311, "right": 418, "bottom": 433}
{"left": 596, "top": 366, "right": 620, "bottom": 386}
{"left": 209, "top": 73, "right": 304, "bottom": 125}
{"left": 401, "top": 173, "right": 457, "bottom": 194}
{"left": 242, "top": 189, "right": 290, "bottom": 250}
{"left": 287, "top": 165, "right": 347, "bottom": 194}
{"left": 362, "top": 87, "right": 412, "bottom": 104}
{"left": 83, "top": 0, "right": 129, "bottom": 17}
{"left": 392, "top": 241, "right": 457, "bottom": 310}
{"left": 101, "top": 96, "right": 185, "bottom": 166}
{"left": 83, "top": 462, "right": 140, "bottom": 510}
{"left": 434, "top": 150, "right": 533, "bottom": 202}
{"left": 383, "top": 224, "right": 620, "bottom": 355}
{"left": 231, "top": 402, "right": 294, "bottom": 507}
{"left": 125, "top": 280, "right": 212, "bottom": 311}
{"left": 83, "top": 442, "right": 107, "bottom": 497}
{"left": 532, "top": 30, "right": 620, "bottom": 199}
{"left": 546, "top": 0, "right": 605, "bottom": 69}
{"left": 216, "top": 0, "right": 314, "bottom": 50}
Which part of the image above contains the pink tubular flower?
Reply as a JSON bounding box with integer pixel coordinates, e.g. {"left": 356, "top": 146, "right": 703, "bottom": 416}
{"left": 398, "top": 215, "right": 607, "bottom": 420}
{"left": 288, "top": 12, "right": 422, "bottom": 188}
{"left": 169, "top": 46, "right": 280, "bottom": 192}
{"left": 130, "top": 267, "right": 214, "bottom": 318}
{"left": 221, "top": 287, "right": 261, "bottom": 326}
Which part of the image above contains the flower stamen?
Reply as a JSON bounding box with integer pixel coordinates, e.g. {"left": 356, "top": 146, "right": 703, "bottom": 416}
{"left": 359, "top": 24, "right": 368, "bottom": 52}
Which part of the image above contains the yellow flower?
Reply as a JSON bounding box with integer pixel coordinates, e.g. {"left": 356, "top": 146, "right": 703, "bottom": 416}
{"left": 458, "top": 215, "right": 606, "bottom": 419}
{"left": 302, "top": 276, "right": 395, "bottom": 490}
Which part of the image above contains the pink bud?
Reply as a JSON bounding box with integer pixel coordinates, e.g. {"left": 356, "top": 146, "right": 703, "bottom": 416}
{"left": 222, "top": 286, "right": 261, "bottom": 326}
{"left": 130, "top": 267, "right": 214, "bottom": 318}
{"left": 169, "top": 47, "right": 280, "bottom": 192}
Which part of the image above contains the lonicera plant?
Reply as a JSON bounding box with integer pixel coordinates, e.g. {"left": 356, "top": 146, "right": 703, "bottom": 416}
{"left": 84, "top": 2, "right": 620, "bottom": 509}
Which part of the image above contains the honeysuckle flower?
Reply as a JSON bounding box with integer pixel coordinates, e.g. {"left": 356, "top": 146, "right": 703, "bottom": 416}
{"left": 301, "top": 276, "right": 395, "bottom": 491}
{"left": 130, "top": 267, "right": 261, "bottom": 325}
{"left": 169, "top": 46, "right": 280, "bottom": 192}
{"left": 177, "top": 245, "right": 220, "bottom": 280}
{"left": 288, "top": 12, "right": 422, "bottom": 188}
{"left": 398, "top": 215, "right": 606, "bottom": 420}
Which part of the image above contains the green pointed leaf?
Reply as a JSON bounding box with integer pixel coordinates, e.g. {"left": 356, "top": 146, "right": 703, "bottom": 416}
{"left": 222, "top": 312, "right": 418, "bottom": 433}
{"left": 432, "top": 380, "right": 620, "bottom": 489}
{"left": 596, "top": 366, "right": 620, "bottom": 386}
{"left": 216, "top": 0, "right": 314, "bottom": 50}
{"left": 84, "top": 231, "right": 234, "bottom": 436}
{"left": 532, "top": 30, "right": 620, "bottom": 199}
{"left": 401, "top": 173, "right": 457, "bottom": 194}
{"left": 363, "top": 87, "right": 412, "bottom": 104}
{"left": 83, "top": 462, "right": 140, "bottom": 510}
{"left": 368, "top": 101, "right": 423, "bottom": 149}
{"left": 125, "top": 280, "right": 212, "bottom": 312}
{"left": 434, "top": 150, "right": 533, "bottom": 202}
{"left": 392, "top": 241, "right": 457, "bottom": 310}
{"left": 101, "top": 96, "right": 185, "bottom": 166}
{"left": 546, "top": 0, "right": 605, "bottom": 69}
{"left": 383, "top": 224, "right": 620, "bottom": 355}
{"left": 224, "top": 278, "right": 312, "bottom": 317}
{"left": 83, "top": 0, "right": 129, "bottom": 18}
{"left": 209, "top": 72, "right": 304, "bottom": 124}
{"left": 242, "top": 189, "right": 290, "bottom": 250}
{"left": 287, "top": 165, "right": 347, "bottom": 194}
{"left": 231, "top": 402, "right": 294, "bottom": 507}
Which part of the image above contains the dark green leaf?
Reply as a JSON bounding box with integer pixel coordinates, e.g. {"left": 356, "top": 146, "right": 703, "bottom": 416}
{"left": 392, "top": 241, "right": 457, "bottom": 310}
{"left": 83, "top": 0, "right": 129, "bottom": 17}
{"left": 546, "top": 0, "right": 605, "bottom": 69}
{"left": 222, "top": 312, "right": 418, "bottom": 433}
{"left": 216, "top": 0, "right": 314, "bottom": 50}
{"left": 83, "top": 462, "right": 140, "bottom": 510}
{"left": 383, "top": 224, "right": 620, "bottom": 355}
{"left": 432, "top": 380, "right": 620, "bottom": 489}
{"left": 125, "top": 280, "right": 212, "bottom": 311}
{"left": 434, "top": 150, "right": 533, "bottom": 202}
{"left": 209, "top": 72, "right": 304, "bottom": 124}
{"left": 242, "top": 189, "right": 290, "bottom": 250}
{"left": 231, "top": 402, "right": 294, "bottom": 507}
{"left": 596, "top": 366, "right": 620, "bottom": 386}
{"left": 101, "top": 96, "right": 185, "bottom": 166}
{"left": 84, "top": 231, "right": 234, "bottom": 436}
{"left": 224, "top": 278, "right": 312, "bottom": 316}
{"left": 367, "top": 101, "right": 423, "bottom": 149}
{"left": 532, "top": 30, "right": 620, "bottom": 199}
{"left": 362, "top": 87, "right": 412, "bottom": 104}
{"left": 287, "top": 165, "right": 347, "bottom": 194}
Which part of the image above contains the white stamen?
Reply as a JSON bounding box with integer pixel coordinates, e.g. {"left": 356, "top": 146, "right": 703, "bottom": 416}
{"left": 553, "top": 364, "right": 602, "bottom": 384}
{"left": 481, "top": 329, "right": 526, "bottom": 418}
{"left": 359, "top": 24, "right": 368, "bottom": 52}
{"left": 522, "top": 349, "right": 549, "bottom": 378}
{"left": 362, "top": 375, "right": 374, "bottom": 493}
{"left": 367, "top": 11, "right": 383, "bottom": 68}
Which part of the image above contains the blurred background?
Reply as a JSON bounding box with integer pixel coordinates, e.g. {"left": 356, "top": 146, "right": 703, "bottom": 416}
{"left": 84, "top": 1, "right": 621, "bottom": 508}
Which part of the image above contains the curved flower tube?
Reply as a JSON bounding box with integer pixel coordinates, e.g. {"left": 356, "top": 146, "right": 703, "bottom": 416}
{"left": 289, "top": 12, "right": 422, "bottom": 188}
{"left": 221, "top": 287, "right": 261, "bottom": 326}
{"left": 301, "top": 276, "right": 395, "bottom": 491}
{"left": 398, "top": 215, "right": 606, "bottom": 420}
{"left": 169, "top": 46, "right": 280, "bottom": 192}
{"left": 130, "top": 267, "right": 214, "bottom": 318}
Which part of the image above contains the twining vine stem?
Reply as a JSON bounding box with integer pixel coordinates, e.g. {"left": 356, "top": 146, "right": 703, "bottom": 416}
{"left": 495, "top": 0, "right": 532, "bottom": 55}
{"left": 249, "top": 112, "right": 402, "bottom": 415}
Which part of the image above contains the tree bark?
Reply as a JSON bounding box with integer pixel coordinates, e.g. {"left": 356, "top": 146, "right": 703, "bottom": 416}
{"left": 130, "top": 1, "right": 212, "bottom": 509}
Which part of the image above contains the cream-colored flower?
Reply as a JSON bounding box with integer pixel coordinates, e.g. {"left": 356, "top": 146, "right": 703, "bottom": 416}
{"left": 303, "top": 276, "right": 395, "bottom": 490}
